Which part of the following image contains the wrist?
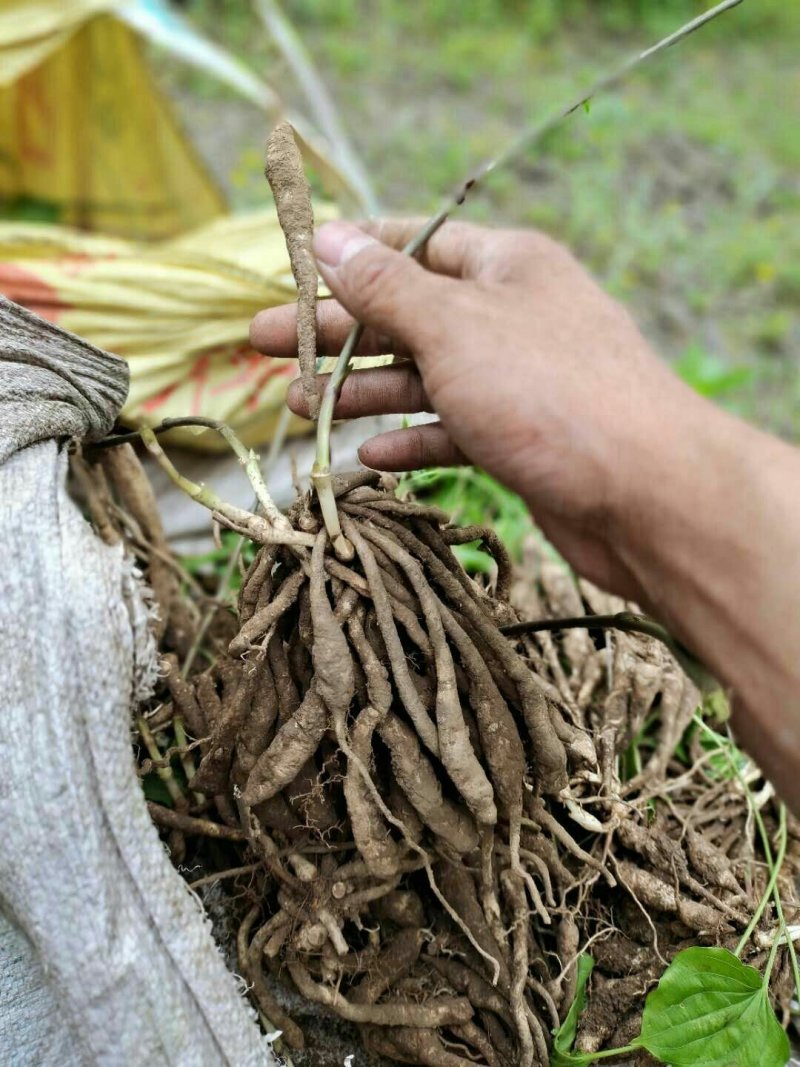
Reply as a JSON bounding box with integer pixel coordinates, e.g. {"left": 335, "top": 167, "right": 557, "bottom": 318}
{"left": 612, "top": 386, "right": 752, "bottom": 622}
{"left": 613, "top": 390, "right": 800, "bottom": 701}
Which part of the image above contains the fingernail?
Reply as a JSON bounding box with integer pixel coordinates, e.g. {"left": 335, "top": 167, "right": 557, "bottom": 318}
{"left": 314, "top": 221, "right": 376, "bottom": 268}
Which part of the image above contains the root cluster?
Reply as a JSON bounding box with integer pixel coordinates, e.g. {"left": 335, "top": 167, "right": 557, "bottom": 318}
{"left": 86, "top": 450, "right": 800, "bottom": 1067}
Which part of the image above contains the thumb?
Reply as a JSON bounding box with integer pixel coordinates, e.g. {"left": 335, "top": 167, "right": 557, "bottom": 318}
{"left": 313, "top": 221, "right": 453, "bottom": 350}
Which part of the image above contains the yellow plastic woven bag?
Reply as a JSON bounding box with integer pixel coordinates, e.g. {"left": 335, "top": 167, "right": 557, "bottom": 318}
{"left": 0, "top": 207, "right": 388, "bottom": 450}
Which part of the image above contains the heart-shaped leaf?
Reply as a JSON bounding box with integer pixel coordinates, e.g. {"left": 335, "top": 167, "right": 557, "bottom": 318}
{"left": 640, "top": 947, "right": 790, "bottom": 1067}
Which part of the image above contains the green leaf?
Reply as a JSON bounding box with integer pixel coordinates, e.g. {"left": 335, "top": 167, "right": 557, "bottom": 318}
{"left": 675, "top": 343, "right": 754, "bottom": 401}
{"left": 551, "top": 954, "right": 597, "bottom": 1066}
{"left": 451, "top": 542, "right": 495, "bottom": 574}
{"left": 141, "top": 773, "right": 174, "bottom": 807}
{"left": 640, "top": 947, "right": 790, "bottom": 1067}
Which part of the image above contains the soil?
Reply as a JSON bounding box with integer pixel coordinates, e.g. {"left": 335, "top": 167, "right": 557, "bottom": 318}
{"left": 82, "top": 447, "right": 800, "bottom": 1067}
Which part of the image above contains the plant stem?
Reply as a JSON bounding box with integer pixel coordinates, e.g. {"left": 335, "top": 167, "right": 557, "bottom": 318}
{"left": 587, "top": 1043, "right": 641, "bottom": 1061}
{"left": 310, "top": 0, "right": 743, "bottom": 537}
{"left": 155, "top": 417, "right": 292, "bottom": 532}
{"left": 736, "top": 803, "right": 787, "bottom": 958}
{"left": 139, "top": 426, "right": 314, "bottom": 548}
{"left": 138, "top": 715, "right": 184, "bottom": 805}
{"left": 182, "top": 405, "right": 300, "bottom": 677}
{"left": 754, "top": 803, "right": 800, "bottom": 995}
{"left": 763, "top": 916, "right": 784, "bottom": 988}
{"left": 311, "top": 323, "right": 364, "bottom": 558}
{"left": 139, "top": 426, "right": 226, "bottom": 513}
{"left": 502, "top": 611, "right": 673, "bottom": 644}
{"left": 407, "top": 0, "right": 743, "bottom": 248}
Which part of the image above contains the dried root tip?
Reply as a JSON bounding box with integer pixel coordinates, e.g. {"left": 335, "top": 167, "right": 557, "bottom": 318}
{"left": 614, "top": 860, "right": 733, "bottom": 934}
{"left": 343, "top": 515, "right": 440, "bottom": 756}
{"left": 501, "top": 869, "right": 537, "bottom": 1067}
{"left": 345, "top": 706, "right": 405, "bottom": 879}
{"left": 427, "top": 956, "right": 513, "bottom": 1026}
{"left": 229, "top": 569, "right": 305, "bottom": 655}
{"left": 378, "top": 712, "right": 478, "bottom": 854}
{"left": 450, "top": 1022, "right": 506, "bottom": 1067}
{"left": 359, "top": 521, "right": 497, "bottom": 824}
{"left": 238, "top": 906, "right": 305, "bottom": 1050}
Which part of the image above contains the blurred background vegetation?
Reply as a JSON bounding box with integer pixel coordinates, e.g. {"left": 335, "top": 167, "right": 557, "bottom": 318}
{"left": 158, "top": 0, "right": 798, "bottom": 538}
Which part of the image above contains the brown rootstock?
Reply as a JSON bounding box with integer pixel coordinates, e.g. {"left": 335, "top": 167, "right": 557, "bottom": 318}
{"left": 141, "top": 479, "right": 794, "bottom": 1067}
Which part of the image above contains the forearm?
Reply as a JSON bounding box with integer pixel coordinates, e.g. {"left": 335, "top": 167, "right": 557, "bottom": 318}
{"left": 615, "top": 389, "right": 800, "bottom": 806}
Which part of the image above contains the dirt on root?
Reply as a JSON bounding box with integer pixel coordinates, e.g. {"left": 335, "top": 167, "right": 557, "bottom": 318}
{"left": 78, "top": 447, "right": 800, "bottom": 1067}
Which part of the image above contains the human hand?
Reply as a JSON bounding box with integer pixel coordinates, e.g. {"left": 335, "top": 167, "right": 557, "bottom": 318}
{"left": 252, "top": 218, "right": 800, "bottom": 811}
{"left": 250, "top": 219, "right": 700, "bottom": 602}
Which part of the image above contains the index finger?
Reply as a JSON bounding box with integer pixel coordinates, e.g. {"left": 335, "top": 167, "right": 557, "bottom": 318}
{"left": 250, "top": 297, "right": 400, "bottom": 359}
{"left": 250, "top": 217, "right": 500, "bottom": 357}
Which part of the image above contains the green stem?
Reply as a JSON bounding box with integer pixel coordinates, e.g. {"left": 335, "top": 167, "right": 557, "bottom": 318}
{"left": 587, "top": 1043, "right": 641, "bottom": 1061}
{"left": 419, "top": 0, "right": 742, "bottom": 237}
{"left": 736, "top": 803, "right": 787, "bottom": 958}
{"left": 139, "top": 426, "right": 314, "bottom": 549}
{"left": 312, "top": 322, "right": 363, "bottom": 557}
{"left": 182, "top": 406, "right": 297, "bottom": 677}
{"left": 763, "top": 920, "right": 783, "bottom": 988}
{"left": 155, "top": 417, "right": 292, "bottom": 532}
{"left": 139, "top": 426, "right": 225, "bottom": 513}
{"left": 754, "top": 803, "right": 800, "bottom": 995}
{"left": 138, "top": 715, "right": 184, "bottom": 805}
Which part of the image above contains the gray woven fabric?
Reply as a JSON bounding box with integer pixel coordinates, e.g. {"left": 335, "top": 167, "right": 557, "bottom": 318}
{"left": 0, "top": 298, "right": 272, "bottom": 1066}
